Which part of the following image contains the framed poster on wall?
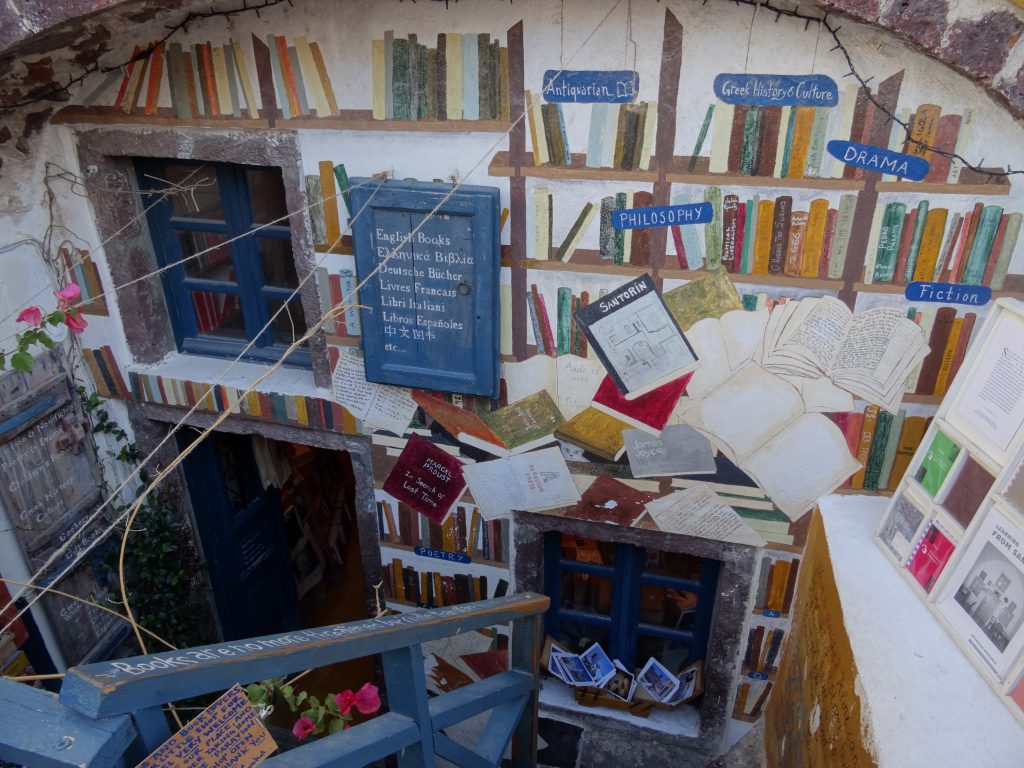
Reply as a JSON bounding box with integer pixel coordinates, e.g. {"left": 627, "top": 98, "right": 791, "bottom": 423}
{"left": 348, "top": 178, "right": 501, "bottom": 398}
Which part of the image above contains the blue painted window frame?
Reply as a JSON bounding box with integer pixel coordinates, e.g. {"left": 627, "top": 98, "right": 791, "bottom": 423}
{"left": 543, "top": 533, "right": 719, "bottom": 670}
{"left": 348, "top": 178, "right": 501, "bottom": 398}
{"left": 136, "top": 159, "right": 310, "bottom": 367}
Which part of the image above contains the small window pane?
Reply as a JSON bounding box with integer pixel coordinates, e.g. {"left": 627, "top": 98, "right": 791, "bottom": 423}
{"left": 247, "top": 167, "right": 288, "bottom": 224}
{"left": 555, "top": 621, "right": 610, "bottom": 658}
{"left": 636, "top": 634, "right": 692, "bottom": 673}
{"left": 560, "top": 572, "right": 612, "bottom": 616}
{"left": 258, "top": 238, "right": 299, "bottom": 287}
{"left": 639, "top": 585, "right": 698, "bottom": 630}
{"left": 268, "top": 299, "right": 308, "bottom": 346}
{"left": 179, "top": 231, "right": 235, "bottom": 282}
{"left": 160, "top": 164, "right": 223, "bottom": 219}
{"left": 643, "top": 550, "right": 703, "bottom": 581}
{"left": 190, "top": 290, "right": 245, "bottom": 338}
{"left": 560, "top": 534, "right": 614, "bottom": 566}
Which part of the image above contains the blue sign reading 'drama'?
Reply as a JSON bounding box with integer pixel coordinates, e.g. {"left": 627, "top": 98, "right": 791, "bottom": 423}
{"left": 713, "top": 73, "right": 838, "bottom": 106}
{"left": 613, "top": 202, "right": 713, "bottom": 230}
{"left": 543, "top": 70, "right": 638, "bottom": 103}
{"left": 826, "top": 140, "right": 930, "bottom": 181}
{"left": 904, "top": 282, "right": 992, "bottom": 306}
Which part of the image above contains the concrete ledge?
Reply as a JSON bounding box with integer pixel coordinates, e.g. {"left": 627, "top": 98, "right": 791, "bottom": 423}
{"left": 819, "top": 494, "right": 1024, "bottom": 768}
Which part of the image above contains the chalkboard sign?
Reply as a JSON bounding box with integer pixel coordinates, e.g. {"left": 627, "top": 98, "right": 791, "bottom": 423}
{"left": 0, "top": 355, "right": 121, "bottom": 665}
{"left": 349, "top": 179, "right": 501, "bottom": 397}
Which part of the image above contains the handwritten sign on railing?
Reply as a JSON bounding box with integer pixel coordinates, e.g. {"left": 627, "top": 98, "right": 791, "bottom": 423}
{"left": 138, "top": 684, "right": 276, "bottom": 768}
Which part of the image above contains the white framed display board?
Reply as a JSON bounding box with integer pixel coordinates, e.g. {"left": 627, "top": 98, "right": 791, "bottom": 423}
{"left": 875, "top": 298, "right": 1024, "bottom": 726}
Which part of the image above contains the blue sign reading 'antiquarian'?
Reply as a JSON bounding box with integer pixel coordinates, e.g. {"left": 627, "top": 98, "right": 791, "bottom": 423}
{"left": 827, "top": 140, "right": 930, "bottom": 181}
{"left": 414, "top": 546, "right": 471, "bottom": 564}
{"left": 542, "top": 70, "right": 639, "bottom": 103}
{"left": 904, "top": 282, "right": 992, "bottom": 306}
{"left": 612, "top": 202, "right": 713, "bottom": 230}
{"left": 713, "top": 73, "right": 839, "bottom": 106}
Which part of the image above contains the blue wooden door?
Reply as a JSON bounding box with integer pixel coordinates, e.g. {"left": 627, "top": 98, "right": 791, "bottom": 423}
{"left": 180, "top": 433, "right": 301, "bottom": 640}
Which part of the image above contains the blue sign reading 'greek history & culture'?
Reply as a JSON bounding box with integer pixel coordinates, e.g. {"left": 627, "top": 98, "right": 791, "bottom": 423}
{"left": 713, "top": 73, "right": 839, "bottom": 106}
{"left": 826, "top": 140, "right": 930, "bottom": 181}
{"left": 612, "top": 202, "right": 713, "bottom": 230}
{"left": 904, "top": 282, "right": 992, "bottom": 306}
{"left": 542, "top": 70, "right": 639, "bottom": 103}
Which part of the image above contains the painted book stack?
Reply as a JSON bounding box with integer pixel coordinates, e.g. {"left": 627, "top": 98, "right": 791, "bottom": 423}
{"left": 84, "top": 34, "right": 338, "bottom": 120}
{"left": 702, "top": 82, "right": 981, "bottom": 185}
{"left": 863, "top": 200, "right": 1021, "bottom": 289}
{"left": 371, "top": 32, "right": 510, "bottom": 122}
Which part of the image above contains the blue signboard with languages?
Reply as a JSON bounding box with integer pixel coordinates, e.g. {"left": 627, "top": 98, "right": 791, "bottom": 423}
{"left": 904, "top": 282, "right": 992, "bottom": 306}
{"left": 826, "top": 140, "right": 930, "bottom": 181}
{"left": 349, "top": 179, "right": 501, "bottom": 398}
{"left": 713, "top": 73, "right": 839, "bottom": 106}
{"left": 542, "top": 70, "right": 639, "bottom": 103}
{"left": 612, "top": 202, "right": 713, "bottom": 230}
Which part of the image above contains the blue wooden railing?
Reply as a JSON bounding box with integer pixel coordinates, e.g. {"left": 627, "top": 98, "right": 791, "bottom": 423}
{"left": 0, "top": 593, "right": 549, "bottom": 768}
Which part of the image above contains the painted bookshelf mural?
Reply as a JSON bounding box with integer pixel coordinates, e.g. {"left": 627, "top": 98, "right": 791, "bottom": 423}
{"left": 56, "top": 0, "right": 1024, "bottom": 739}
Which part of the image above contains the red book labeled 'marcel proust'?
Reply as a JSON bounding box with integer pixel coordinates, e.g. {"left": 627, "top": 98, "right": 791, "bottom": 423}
{"left": 383, "top": 434, "right": 466, "bottom": 525}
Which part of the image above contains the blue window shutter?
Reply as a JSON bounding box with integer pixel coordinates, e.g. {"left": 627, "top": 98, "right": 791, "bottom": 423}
{"left": 348, "top": 178, "right": 501, "bottom": 398}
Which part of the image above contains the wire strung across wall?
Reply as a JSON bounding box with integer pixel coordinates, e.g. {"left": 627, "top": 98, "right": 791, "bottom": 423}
{"left": 0, "top": 0, "right": 626, "bottom": 651}
{"left": 716, "top": 0, "right": 1023, "bottom": 178}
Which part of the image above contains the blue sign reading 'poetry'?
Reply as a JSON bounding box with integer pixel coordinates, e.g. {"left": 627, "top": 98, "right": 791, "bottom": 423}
{"left": 904, "top": 282, "right": 992, "bottom": 307}
{"left": 827, "top": 140, "right": 930, "bottom": 181}
{"left": 613, "top": 203, "right": 713, "bottom": 230}
{"left": 543, "top": 70, "right": 639, "bottom": 103}
{"left": 415, "top": 546, "right": 471, "bottom": 564}
{"left": 713, "top": 73, "right": 838, "bottom": 106}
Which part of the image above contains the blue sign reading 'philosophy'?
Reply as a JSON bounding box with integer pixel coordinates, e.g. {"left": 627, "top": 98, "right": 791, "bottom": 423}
{"left": 612, "top": 202, "right": 713, "bottom": 230}
{"left": 713, "top": 73, "right": 839, "bottom": 106}
{"left": 827, "top": 140, "right": 930, "bottom": 181}
{"left": 904, "top": 282, "right": 992, "bottom": 306}
{"left": 542, "top": 70, "right": 639, "bottom": 103}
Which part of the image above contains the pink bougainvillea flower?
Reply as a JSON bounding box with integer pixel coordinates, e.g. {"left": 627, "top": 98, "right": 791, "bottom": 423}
{"left": 354, "top": 682, "right": 381, "bottom": 715}
{"left": 291, "top": 715, "right": 316, "bottom": 741}
{"left": 334, "top": 689, "right": 357, "bottom": 715}
{"left": 16, "top": 306, "right": 42, "bottom": 326}
{"left": 54, "top": 283, "right": 81, "bottom": 306}
{"left": 335, "top": 683, "right": 380, "bottom": 716}
{"left": 64, "top": 311, "right": 88, "bottom": 335}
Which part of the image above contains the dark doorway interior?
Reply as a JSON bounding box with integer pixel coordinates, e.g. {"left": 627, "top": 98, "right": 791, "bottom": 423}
{"left": 179, "top": 431, "right": 374, "bottom": 696}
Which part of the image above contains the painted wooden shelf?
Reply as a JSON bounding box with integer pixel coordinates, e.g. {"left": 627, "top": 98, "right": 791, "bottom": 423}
{"left": 313, "top": 240, "right": 354, "bottom": 255}
{"left": 52, "top": 105, "right": 509, "bottom": 133}
{"left": 487, "top": 150, "right": 1013, "bottom": 196}
{"left": 324, "top": 335, "right": 360, "bottom": 346}
{"left": 488, "top": 151, "right": 659, "bottom": 182}
{"left": 833, "top": 487, "right": 895, "bottom": 497}
{"left": 665, "top": 156, "right": 864, "bottom": 191}
{"left": 379, "top": 540, "right": 509, "bottom": 570}
{"left": 502, "top": 252, "right": 652, "bottom": 277}
{"left": 661, "top": 269, "right": 844, "bottom": 290}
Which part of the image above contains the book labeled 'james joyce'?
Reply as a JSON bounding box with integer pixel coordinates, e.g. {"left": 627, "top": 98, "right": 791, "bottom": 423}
{"left": 573, "top": 274, "right": 698, "bottom": 400}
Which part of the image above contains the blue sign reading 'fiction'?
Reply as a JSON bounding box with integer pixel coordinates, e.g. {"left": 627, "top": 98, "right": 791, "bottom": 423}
{"left": 613, "top": 203, "right": 713, "bottom": 230}
{"left": 713, "top": 73, "right": 839, "bottom": 106}
{"left": 826, "top": 140, "right": 930, "bottom": 181}
{"left": 904, "top": 282, "right": 992, "bottom": 307}
{"left": 542, "top": 70, "right": 639, "bottom": 103}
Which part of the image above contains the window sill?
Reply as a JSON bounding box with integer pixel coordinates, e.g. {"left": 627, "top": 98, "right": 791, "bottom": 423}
{"left": 538, "top": 679, "right": 701, "bottom": 739}
{"left": 129, "top": 352, "right": 323, "bottom": 401}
